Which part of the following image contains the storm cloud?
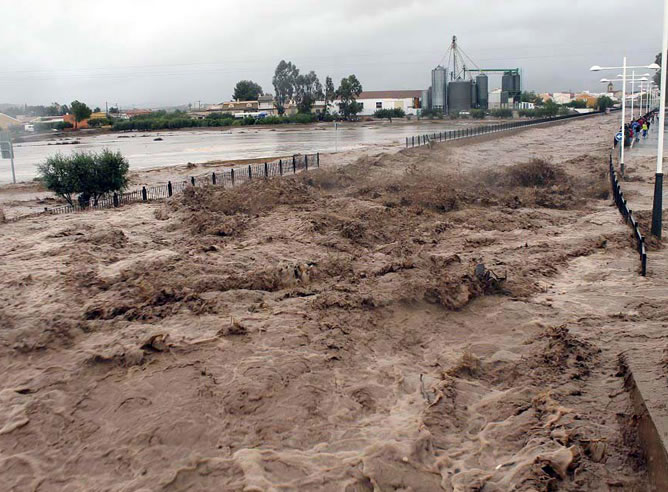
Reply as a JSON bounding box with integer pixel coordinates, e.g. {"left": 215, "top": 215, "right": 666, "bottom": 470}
{"left": 0, "top": 0, "right": 663, "bottom": 108}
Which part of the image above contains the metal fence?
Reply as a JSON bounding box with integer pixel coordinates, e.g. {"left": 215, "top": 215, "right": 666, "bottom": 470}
{"left": 10, "top": 153, "right": 318, "bottom": 221}
{"left": 609, "top": 153, "right": 647, "bottom": 276}
{"left": 405, "top": 110, "right": 606, "bottom": 148}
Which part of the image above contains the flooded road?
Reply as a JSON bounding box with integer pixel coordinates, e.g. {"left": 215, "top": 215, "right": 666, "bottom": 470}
{"left": 2, "top": 121, "right": 475, "bottom": 183}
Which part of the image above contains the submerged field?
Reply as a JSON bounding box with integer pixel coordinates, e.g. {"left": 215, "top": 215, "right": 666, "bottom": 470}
{"left": 0, "top": 115, "right": 652, "bottom": 490}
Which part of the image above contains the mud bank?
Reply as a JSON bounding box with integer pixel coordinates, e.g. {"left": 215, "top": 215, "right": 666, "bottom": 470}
{"left": 0, "top": 114, "right": 651, "bottom": 490}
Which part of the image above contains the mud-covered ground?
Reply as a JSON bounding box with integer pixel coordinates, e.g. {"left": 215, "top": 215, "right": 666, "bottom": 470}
{"left": 0, "top": 114, "right": 651, "bottom": 490}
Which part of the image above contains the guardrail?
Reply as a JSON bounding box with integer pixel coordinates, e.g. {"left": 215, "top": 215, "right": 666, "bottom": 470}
{"left": 405, "top": 110, "right": 606, "bottom": 148}
{"left": 609, "top": 153, "right": 647, "bottom": 276}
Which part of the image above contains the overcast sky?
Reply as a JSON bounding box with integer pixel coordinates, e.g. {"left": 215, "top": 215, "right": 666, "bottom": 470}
{"left": 0, "top": 0, "right": 663, "bottom": 109}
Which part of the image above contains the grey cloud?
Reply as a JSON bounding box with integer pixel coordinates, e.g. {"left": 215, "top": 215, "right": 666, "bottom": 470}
{"left": 0, "top": 0, "right": 663, "bottom": 108}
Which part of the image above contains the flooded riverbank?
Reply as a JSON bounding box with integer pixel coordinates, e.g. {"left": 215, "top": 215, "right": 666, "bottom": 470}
{"left": 2, "top": 120, "right": 484, "bottom": 184}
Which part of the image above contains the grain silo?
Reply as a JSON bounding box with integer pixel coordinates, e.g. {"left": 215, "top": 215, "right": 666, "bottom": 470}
{"left": 447, "top": 80, "right": 472, "bottom": 114}
{"left": 476, "top": 74, "right": 489, "bottom": 109}
{"left": 431, "top": 66, "right": 447, "bottom": 112}
{"left": 421, "top": 89, "right": 430, "bottom": 110}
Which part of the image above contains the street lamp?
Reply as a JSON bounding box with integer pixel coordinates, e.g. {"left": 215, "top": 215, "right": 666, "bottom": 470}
{"left": 618, "top": 73, "right": 650, "bottom": 119}
{"left": 591, "top": 60, "right": 659, "bottom": 176}
{"left": 651, "top": 0, "right": 668, "bottom": 238}
{"left": 600, "top": 76, "right": 649, "bottom": 174}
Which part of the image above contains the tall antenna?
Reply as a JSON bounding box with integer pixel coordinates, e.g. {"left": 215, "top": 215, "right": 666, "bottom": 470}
{"left": 441, "top": 35, "right": 479, "bottom": 81}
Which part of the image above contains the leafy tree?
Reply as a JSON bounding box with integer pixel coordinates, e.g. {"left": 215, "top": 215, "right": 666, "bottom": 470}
{"left": 520, "top": 91, "right": 541, "bottom": 104}
{"left": 542, "top": 99, "right": 559, "bottom": 117}
{"left": 108, "top": 107, "right": 119, "bottom": 114}
{"left": 233, "top": 80, "right": 263, "bottom": 101}
{"left": 324, "top": 76, "right": 336, "bottom": 114}
{"left": 565, "top": 99, "right": 587, "bottom": 109}
{"left": 596, "top": 95, "right": 614, "bottom": 111}
{"left": 61, "top": 104, "right": 70, "bottom": 114}
{"left": 557, "top": 105, "right": 570, "bottom": 116}
{"left": 294, "top": 71, "right": 323, "bottom": 113}
{"left": 272, "top": 60, "right": 300, "bottom": 114}
{"left": 93, "top": 107, "right": 101, "bottom": 113}
{"left": 70, "top": 100, "right": 92, "bottom": 128}
{"left": 37, "top": 149, "right": 129, "bottom": 206}
{"left": 336, "top": 75, "right": 363, "bottom": 119}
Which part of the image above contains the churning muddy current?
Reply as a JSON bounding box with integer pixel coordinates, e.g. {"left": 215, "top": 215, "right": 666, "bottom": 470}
{"left": 0, "top": 114, "right": 649, "bottom": 490}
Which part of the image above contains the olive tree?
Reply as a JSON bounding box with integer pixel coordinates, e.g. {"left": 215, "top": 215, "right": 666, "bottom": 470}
{"left": 38, "top": 149, "right": 129, "bottom": 206}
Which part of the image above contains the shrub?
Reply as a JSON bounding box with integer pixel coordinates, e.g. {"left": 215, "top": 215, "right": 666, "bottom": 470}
{"left": 87, "top": 118, "right": 112, "bottom": 128}
{"left": 490, "top": 108, "right": 513, "bottom": 118}
{"left": 450, "top": 111, "right": 461, "bottom": 119}
{"left": 37, "top": 149, "right": 129, "bottom": 206}
{"left": 469, "top": 109, "right": 486, "bottom": 119}
{"left": 292, "top": 113, "right": 316, "bottom": 124}
{"left": 374, "top": 108, "right": 406, "bottom": 119}
{"left": 518, "top": 109, "right": 536, "bottom": 118}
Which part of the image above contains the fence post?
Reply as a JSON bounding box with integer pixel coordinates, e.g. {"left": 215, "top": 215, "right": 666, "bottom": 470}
{"left": 406, "top": 137, "right": 408, "bottom": 148}
{"left": 317, "top": 152, "right": 320, "bottom": 167}
{"left": 305, "top": 154, "right": 308, "bottom": 170}
{"left": 191, "top": 176, "right": 195, "bottom": 186}
{"left": 168, "top": 181, "right": 173, "bottom": 196}
{"left": 212, "top": 172, "right": 216, "bottom": 185}
{"left": 113, "top": 192, "right": 119, "bottom": 207}
{"left": 248, "top": 165, "right": 252, "bottom": 180}
{"left": 142, "top": 186, "right": 147, "bottom": 201}
{"left": 264, "top": 162, "right": 268, "bottom": 178}
{"left": 293, "top": 155, "right": 296, "bottom": 173}
{"left": 231, "top": 168, "right": 235, "bottom": 186}
{"left": 279, "top": 159, "right": 283, "bottom": 175}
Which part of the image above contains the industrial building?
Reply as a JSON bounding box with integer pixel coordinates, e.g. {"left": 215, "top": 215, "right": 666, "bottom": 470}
{"left": 354, "top": 90, "right": 422, "bottom": 116}
{"left": 422, "top": 36, "right": 522, "bottom": 115}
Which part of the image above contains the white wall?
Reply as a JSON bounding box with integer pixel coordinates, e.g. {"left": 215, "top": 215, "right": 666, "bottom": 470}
{"left": 356, "top": 97, "right": 418, "bottom": 116}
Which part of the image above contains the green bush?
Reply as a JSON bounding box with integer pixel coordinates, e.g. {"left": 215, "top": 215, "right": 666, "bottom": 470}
{"left": 37, "top": 149, "right": 129, "bottom": 206}
{"left": 490, "top": 108, "right": 513, "bottom": 118}
{"left": 87, "top": 118, "right": 112, "bottom": 128}
{"left": 291, "top": 113, "right": 316, "bottom": 124}
{"left": 374, "top": 108, "right": 406, "bottom": 119}
{"left": 450, "top": 111, "right": 461, "bottom": 119}
{"left": 470, "top": 109, "right": 486, "bottom": 119}
{"left": 518, "top": 109, "right": 537, "bottom": 118}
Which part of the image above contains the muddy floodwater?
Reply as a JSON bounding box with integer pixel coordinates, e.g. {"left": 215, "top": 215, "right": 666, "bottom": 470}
{"left": 2, "top": 121, "right": 471, "bottom": 184}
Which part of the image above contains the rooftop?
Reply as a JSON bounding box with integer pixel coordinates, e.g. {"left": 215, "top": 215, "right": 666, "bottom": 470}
{"left": 357, "top": 90, "right": 422, "bottom": 99}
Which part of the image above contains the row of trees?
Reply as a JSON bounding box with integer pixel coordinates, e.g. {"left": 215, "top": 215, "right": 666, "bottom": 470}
{"left": 231, "top": 61, "right": 363, "bottom": 119}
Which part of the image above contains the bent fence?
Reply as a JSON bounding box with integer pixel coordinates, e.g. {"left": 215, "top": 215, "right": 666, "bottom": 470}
{"left": 609, "top": 153, "right": 647, "bottom": 276}
{"left": 405, "top": 110, "right": 605, "bottom": 148}
{"left": 11, "top": 153, "right": 318, "bottom": 221}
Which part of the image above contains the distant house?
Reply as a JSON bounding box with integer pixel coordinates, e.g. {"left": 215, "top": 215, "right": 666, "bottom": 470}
{"left": 125, "top": 109, "right": 153, "bottom": 118}
{"left": 0, "top": 112, "right": 21, "bottom": 130}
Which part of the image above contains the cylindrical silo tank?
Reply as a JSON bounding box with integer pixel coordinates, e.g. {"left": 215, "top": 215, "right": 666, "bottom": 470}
{"left": 447, "top": 80, "right": 472, "bottom": 114}
{"left": 476, "top": 74, "right": 488, "bottom": 109}
{"left": 502, "top": 72, "right": 513, "bottom": 93}
{"left": 471, "top": 81, "right": 478, "bottom": 108}
{"left": 421, "top": 89, "right": 430, "bottom": 110}
{"left": 512, "top": 73, "right": 521, "bottom": 94}
{"left": 431, "top": 66, "right": 447, "bottom": 112}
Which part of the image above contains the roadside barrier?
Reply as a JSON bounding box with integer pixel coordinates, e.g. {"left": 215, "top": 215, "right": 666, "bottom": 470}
{"left": 609, "top": 153, "right": 647, "bottom": 276}
{"left": 9, "top": 153, "right": 318, "bottom": 221}
{"left": 405, "top": 110, "right": 606, "bottom": 148}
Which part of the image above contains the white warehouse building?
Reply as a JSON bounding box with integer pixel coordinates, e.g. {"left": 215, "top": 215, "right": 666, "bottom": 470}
{"left": 352, "top": 90, "right": 422, "bottom": 116}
